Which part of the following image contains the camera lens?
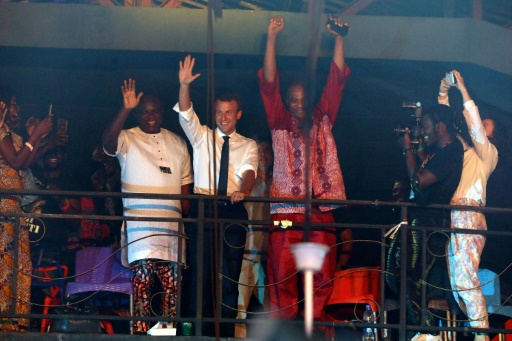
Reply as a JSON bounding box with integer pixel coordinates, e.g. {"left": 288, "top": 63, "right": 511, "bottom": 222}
{"left": 393, "top": 126, "right": 410, "bottom": 136}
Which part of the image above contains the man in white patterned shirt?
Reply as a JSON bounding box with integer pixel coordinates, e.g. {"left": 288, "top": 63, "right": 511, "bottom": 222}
{"left": 102, "top": 79, "right": 193, "bottom": 334}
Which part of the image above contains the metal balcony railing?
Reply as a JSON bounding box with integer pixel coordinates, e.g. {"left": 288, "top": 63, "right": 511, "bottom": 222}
{"left": 0, "top": 188, "right": 511, "bottom": 340}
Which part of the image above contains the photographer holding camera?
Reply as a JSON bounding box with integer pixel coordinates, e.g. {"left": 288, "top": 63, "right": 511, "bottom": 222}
{"left": 386, "top": 103, "right": 464, "bottom": 341}
{"left": 439, "top": 71, "right": 498, "bottom": 341}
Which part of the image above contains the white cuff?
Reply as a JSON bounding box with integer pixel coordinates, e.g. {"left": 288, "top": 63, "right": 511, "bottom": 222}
{"left": 173, "top": 102, "right": 194, "bottom": 121}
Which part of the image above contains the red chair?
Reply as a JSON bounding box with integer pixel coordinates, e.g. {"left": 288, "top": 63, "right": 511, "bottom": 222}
{"left": 32, "top": 262, "right": 69, "bottom": 332}
{"left": 325, "top": 267, "right": 381, "bottom": 321}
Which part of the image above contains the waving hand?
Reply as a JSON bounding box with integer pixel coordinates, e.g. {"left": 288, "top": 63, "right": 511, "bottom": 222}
{"left": 121, "top": 79, "right": 143, "bottom": 110}
{"left": 179, "top": 55, "right": 201, "bottom": 86}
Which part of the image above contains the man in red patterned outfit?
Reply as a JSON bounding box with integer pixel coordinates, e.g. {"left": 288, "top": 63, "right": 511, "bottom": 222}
{"left": 258, "top": 15, "right": 350, "bottom": 327}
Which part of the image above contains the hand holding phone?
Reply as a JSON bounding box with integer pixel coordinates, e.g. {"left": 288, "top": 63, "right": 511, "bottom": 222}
{"left": 57, "top": 119, "right": 68, "bottom": 134}
{"left": 445, "top": 72, "right": 457, "bottom": 85}
{"left": 327, "top": 16, "right": 349, "bottom": 37}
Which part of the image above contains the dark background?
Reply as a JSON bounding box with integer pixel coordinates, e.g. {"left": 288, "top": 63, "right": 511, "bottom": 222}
{"left": 2, "top": 46, "right": 510, "bottom": 199}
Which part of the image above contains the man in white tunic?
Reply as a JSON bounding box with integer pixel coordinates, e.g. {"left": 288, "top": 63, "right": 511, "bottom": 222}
{"left": 102, "top": 79, "right": 193, "bottom": 334}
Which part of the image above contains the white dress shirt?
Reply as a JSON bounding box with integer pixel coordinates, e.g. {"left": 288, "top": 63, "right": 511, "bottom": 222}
{"left": 173, "top": 102, "right": 258, "bottom": 196}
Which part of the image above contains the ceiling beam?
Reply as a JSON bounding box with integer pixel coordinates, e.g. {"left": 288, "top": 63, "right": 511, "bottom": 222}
{"left": 239, "top": 1, "right": 262, "bottom": 10}
{"left": 161, "top": 0, "right": 186, "bottom": 8}
{"left": 0, "top": 3, "right": 510, "bottom": 76}
{"left": 94, "top": 0, "right": 119, "bottom": 6}
{"left": 339, "top": 0, "right": 374, "bottom": 16}
{"left": 182, "top": 0, "right": 207, "bottom": 9}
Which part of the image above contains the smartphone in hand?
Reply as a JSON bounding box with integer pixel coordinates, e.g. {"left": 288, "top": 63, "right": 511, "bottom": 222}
{"left": 446, "top": 72, "right": 456, "bottom": 85}
{"left": 57, "top": 119, "right": 68, "bottom": 133}
{"left": 326, "top": 18, "right": 349, "bottom": 37}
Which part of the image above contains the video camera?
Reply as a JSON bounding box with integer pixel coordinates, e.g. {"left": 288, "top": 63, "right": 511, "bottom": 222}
{"left": 393, "top": 101, "right": 422, "bottom": 144}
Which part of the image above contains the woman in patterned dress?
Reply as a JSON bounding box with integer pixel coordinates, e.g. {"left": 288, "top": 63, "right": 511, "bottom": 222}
{"left": 0, "top": 97, "right": 52, "bottom": 331}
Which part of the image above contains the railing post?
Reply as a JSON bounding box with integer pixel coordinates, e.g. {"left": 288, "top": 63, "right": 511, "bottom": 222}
{"left": 195, "top": 197, "right": 205, "bottom": 336}
{"left": 420, "top": 227, "right": 428, "bottom": 327}
{"left": 399, "top": 205, "right": 409, "bottom": 341}
{"left": 216, "top": 219, "right": 224, "bottom": 337}
{"left": 176, "top": 219, "right": 184, "bottom": 319}
{"left": 380, "top": 224, "right": 387, "bottom": 331}
{"left": 10, "top": 216, "right": 21, "bottom": 324}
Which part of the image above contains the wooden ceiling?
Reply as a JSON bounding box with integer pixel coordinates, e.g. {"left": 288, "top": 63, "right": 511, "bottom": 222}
{"left": 87, "top": 0, "right": 512, "bottom": 29}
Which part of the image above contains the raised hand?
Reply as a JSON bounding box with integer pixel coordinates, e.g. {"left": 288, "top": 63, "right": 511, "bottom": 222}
{"left": 32, "top": 116, "right": 53, "bottom": 139}
{"left": 179, "top": 55, "right": 201, "bottom": 86}
{"left": 268, "top": 16, "right": 285, "bottom": 37}
{"left": 452, "top": 70, "right": 468, "bottom": 94}
{"left": 440, "top": 79, "right": 451, "bottom": 94}
{"left": 439, "top": 74, "right": 452, "bottom": 95}
{"left": 25, "top": 116, "right": 40, "bottom": 137}
{"left": 121, "top": 79, "right": 143, "bottom": 110}
{"left": 326, "top": 14, "right": 347, "bottom": 37}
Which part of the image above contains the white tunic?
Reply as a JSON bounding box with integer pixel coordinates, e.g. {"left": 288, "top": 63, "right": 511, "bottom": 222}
{"left": 109, "top": 126, "right": 193, "bottom": 264}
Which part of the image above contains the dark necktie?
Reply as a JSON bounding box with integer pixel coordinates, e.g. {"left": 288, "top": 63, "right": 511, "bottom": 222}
{"left": 217, "top": 135, "right": 230, "bottom": 196}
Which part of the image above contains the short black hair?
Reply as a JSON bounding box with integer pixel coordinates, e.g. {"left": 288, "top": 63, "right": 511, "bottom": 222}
{"left": 423, "top": 104, "right": 457, "bottom": 134}
{"left": 45, "top": 146, "right": 67, "bottom": 156}
{"left": 134, "top": 95, "right": 163, "bottom": 116}
{"left": 216, "top": 92, "right": 242, "bottom": 111}
{"left": 285, "top": 80, "right": 305, "bottom": 100}
{"left": 137, "top": 95, "right": 163, "bottom": 109}
{"left": 424, "top": 104, "right": 474, "bottom": 147}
